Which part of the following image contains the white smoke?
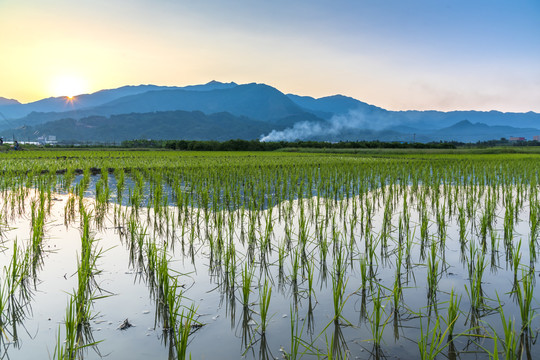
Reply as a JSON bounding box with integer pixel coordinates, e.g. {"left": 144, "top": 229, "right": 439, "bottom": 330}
{"left": 260, "top": 108, "right": 399, "bottom": 142}
{"left": 260, "top": 121, "right": 326, "bottom": 142}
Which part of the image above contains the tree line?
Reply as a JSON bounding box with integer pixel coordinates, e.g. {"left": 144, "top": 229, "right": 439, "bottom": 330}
{"left": 119, "top": 139, "right": 458, "bottom": 151}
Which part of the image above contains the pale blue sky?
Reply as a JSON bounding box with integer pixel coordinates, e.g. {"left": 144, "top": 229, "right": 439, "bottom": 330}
{"left": 1, "top": 0, "right": 539, "bottom": 111}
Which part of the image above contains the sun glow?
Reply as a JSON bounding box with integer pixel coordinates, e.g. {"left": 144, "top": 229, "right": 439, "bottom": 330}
{"left": 51, "top": 75, "right": 88, "bottom": 99}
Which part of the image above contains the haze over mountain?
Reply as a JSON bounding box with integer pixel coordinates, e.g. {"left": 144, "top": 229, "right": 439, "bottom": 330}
{"left": 0, "top": 97, "right": 20, "bottom": 107}
{"left": 1, "top": 81, "right": 539, "bottom": 143}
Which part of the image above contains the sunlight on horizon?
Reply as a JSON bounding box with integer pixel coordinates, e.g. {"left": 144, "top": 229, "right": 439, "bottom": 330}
{"left": 50, "top": 75, "right": 88, "bottom": 98}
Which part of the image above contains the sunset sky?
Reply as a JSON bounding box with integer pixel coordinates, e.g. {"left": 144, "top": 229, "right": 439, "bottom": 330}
{"left": 1, "top": 0, "right": 539, "bottom": 112}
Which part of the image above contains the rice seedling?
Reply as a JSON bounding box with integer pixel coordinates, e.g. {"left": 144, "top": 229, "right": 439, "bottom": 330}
{"left": 445, "top": 289, "right": 461, "bottom": 338}
{"left": 331, "top": 265, "right": 348, "bottom": 323}
{"left": 370, "top": 285, "right": 390, "bottom": 349}
{"left": 426, "top": 240, "right": 440, "bottom": 301}
{"left": 465, "top": 243, "right": 487, "bottom": 316}
{"left": 2, "top": 150, "right": 540, "bottom": 358}
{"left": 417, "top": 314, "right": 458, "bottom": 360}
{"left": 258, "top": 279, "right": 272, "bottom": 333}
{"left": 392, "top": 269, "right": 402, "bottom": 314}
{"left": 241, "top": 263, "right": 254, "bottom": 307}
{"left": 496, "top": 295, "right": 520, "bottom": 360}
{"left": 284, "top": 306, "right": 306, "bottom": 360}
{"left": 513, "top": 269, "right": 536, "bottom": 332}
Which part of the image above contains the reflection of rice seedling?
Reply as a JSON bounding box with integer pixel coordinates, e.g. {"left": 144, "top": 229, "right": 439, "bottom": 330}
{"left": 479, "top": 210, "right": 489, "bottom": 248}
{"left": 436, "top": 204, "right": 447, "bottom": 244}
{"left": 465, "top": 243, "right": 486, "bottom": 314}
{"left": 64, "top": 192, "right": 77, "bottom": 226}
{"left": 380, "top": 197, "right": 392, "bottom": 247}
{"left": 224, "top": 242, "right": 237, "bottom": 287}
{"left": 511, "top": 240, "right": 522, "bottom": 287}
{"left": 503, "top": 200, "right": 515, "bottom": 242}
{"left": 420, "top": 208, "right": 429, "bottom": 245}
{"left": 115, "top": 169, "right": 125, "bottom": 204}
{"left": 458, "top": 205, "right": 466, "bottom": 241}
{"left": 332, "top": 267, "right": 347, "bottom": 322}
{"left": 324, "top": 319, "right": 349, "bottom": 360}
{"left": 393, "top": 270, "right": 402, "bottom": 313}
{"left": 426, "top": 240, "right": 439, "bottom": 301}
{"left": 4, "top": 149, "right": 540, "bottom": 359}
{"left": 290, "top": 248, "right": 300, "bottom": 287}
{"left": 359, "top": 255, "right": 368, "bottom": 291}
{"left": 30, "top": 199, "right": 46, "bottom": 275}
{"left": 278, "top": 239, "right": 287, "bottom": 279}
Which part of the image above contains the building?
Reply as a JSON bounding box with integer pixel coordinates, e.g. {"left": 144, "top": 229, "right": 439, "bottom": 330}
{"left": 533, "top": 135, "right": 540, "bottom": 141}
{"left": 509, "top": 137, "right": 526, "bottom": 141}
{"left": 37, "top": 135, "right": 58, "bottom": 145}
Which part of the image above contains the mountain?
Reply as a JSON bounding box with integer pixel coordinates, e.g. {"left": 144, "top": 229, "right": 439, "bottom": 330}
{"left": 428, "top": 120, "right": 540, "bottom": 142}
{"left": 392, "top": 110, "right": 540, "bottom": 129}
{"left": 94, "top": 83, "right": 306, "bottom": 122}
{"left": 0, "top": 85, "right": 179, "bottom": 120}
{"left": 286, "top": 94, "right": 385, "bottom": 119}
{"left": 2, "top": 80, "right": 540, "bottom": 143}
{"left": 0, "top": 97, "right": 20, "bottom": 106}
{"left": 0, "top": 81, "right": 238, "bottom": 121}
{"left": 181, "top": 80, "right": 238, "bottom": 92}
{"left": 9, "top": 110, "right": 279, "bottom": 142}
{"left": 1, "top": 82, "right": 317, "bottom": 129}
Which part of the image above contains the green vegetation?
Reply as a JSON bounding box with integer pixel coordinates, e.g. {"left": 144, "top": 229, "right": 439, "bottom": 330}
{"left": 0, "top": 149, "right": 539, "bottom": 359}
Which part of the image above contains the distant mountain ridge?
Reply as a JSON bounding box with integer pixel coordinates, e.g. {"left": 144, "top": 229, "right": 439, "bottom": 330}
{"left": 1, "top": 81, "right": 539, "bottom": 143}
{"left": 0, "top": 97, "right": 20, "bottom": 106}
{"left": 286, "top": 94, "right": 385, "bottom": 119}
{"left": 8, "top": 110, "right": 280, "bottom": 142}
{"left": 429, "top": 120, "right": 540, "bottom": 142}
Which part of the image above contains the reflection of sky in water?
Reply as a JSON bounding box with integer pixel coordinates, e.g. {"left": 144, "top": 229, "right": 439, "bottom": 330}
{"left": 0, "top": 184, "right": 538, "bottom": 359}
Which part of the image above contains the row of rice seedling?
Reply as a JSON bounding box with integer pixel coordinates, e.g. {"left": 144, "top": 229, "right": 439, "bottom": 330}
{"left": 0, "top": 151, "right": 539, "bottom": 358}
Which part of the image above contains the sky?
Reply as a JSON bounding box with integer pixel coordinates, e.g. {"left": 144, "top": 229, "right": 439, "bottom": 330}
{"left": 0, "top": 0, "right": 539, "bottom": 112}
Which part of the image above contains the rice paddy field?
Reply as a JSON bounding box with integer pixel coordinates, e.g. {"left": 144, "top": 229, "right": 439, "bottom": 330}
{"left": 0, "top": 150, "right": 539, "bottom": 359}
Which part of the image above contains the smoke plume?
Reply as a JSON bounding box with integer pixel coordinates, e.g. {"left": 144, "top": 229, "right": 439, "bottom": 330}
{"left": 260, "top": 108, "right": 398, "bottom": 142}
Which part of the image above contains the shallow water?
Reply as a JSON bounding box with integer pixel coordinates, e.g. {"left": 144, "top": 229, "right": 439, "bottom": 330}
{"left": 0, "top": 182, "right": 539, "bottom": 359}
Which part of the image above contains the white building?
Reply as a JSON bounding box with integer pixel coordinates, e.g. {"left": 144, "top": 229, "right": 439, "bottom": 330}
{"left": 37, "top": 135, "right": 58, "bottom": 145}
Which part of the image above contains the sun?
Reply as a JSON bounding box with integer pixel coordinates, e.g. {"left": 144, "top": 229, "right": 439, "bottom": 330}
{"left": 51, "top": 75, "right": 88, "bottom": 99}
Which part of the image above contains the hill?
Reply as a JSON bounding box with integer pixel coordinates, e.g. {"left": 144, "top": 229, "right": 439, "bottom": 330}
{"left": 2, "top": 81, "right": 540, "bottom": 143}
{"left": 8, "top": 110, "right": 279, "bottom": 142}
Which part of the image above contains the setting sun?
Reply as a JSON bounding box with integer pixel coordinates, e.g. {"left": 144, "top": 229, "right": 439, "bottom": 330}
{"left": 51, "top": 75, "right": 87, "bottom": 99}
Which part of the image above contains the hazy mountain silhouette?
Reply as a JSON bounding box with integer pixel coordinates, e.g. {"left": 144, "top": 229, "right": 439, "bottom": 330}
{"left": 286, "top": 94, "right": 385, "bottom": 119}
{"left": 9, "top": 110, "right": 279, "bottom": 142}
{"left": 0, "top": 97, "right": 20, "bottom": 106}
{"left": 1, "top": 80, "right": 540, "bottom": 142}
{"left": 0, "top": 81, "right": 236, "bottom": 120}
{"left": 6, "top": 114, "right": 540, "bottom": 143}
{"left": 0, "top": 82, "right": 316, "bottom": 128}
{"left": 428, "top": 120, "right": 540, "bottom": 142}
{"left": 181, "top": 80, "right": 238, "bottom": 92}
{"left": 94, "top": 83, "right": 306, "bottom": 122}
{"left": 0, "top": 85, "right": 179, "bottom": 119}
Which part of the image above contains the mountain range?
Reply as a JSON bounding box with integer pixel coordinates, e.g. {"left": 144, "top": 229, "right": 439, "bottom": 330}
{"left": 1, "top": 81, "right": 539, "bottom": 143}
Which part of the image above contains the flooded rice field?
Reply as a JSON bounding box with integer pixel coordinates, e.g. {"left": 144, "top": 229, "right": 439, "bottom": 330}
{"left": 0, "top": 151, "right": 539, "bottom": 359}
